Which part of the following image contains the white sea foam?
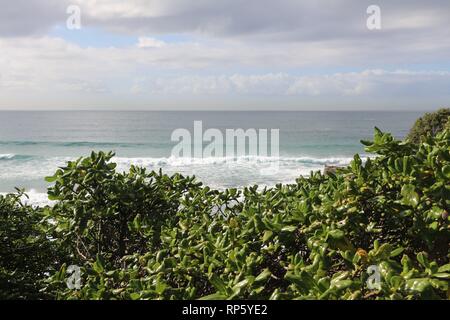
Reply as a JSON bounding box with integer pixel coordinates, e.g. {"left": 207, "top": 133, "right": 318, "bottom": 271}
{"left": 0, "top": 189, "right": 54, "bottom": 207}
{"left": 0, "top": 154, "right": 16, "bottom": 159}
{"left": 0, "top": 154, "right": 369, "bottom": 182}
{"left": 0, "top": 154, "right": 372, "bottom": 206}
{"left": 113, "top": 155, "right": 359, "bottom": 167}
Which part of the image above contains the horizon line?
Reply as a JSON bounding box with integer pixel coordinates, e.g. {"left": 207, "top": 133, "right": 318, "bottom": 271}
{"left": 0, "top": 108, "right": 439, "bottom": 112}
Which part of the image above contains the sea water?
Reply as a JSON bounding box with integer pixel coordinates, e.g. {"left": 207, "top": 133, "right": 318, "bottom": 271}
{"left": 0, "top": 111, "right": 421, "bottom": 205}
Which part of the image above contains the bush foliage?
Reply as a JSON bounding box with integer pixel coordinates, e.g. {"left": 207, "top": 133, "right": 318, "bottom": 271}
{"left": 407, "top": 108, "right": 450, "bottom": 144}
{"left": 0, "top": 191, "right": 61, "bottom": 299}
{"left": 1, "top": 127, "right": 449, "bottom": 300}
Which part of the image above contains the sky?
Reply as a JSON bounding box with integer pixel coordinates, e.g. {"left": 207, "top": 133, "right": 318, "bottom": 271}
{"left": 0, "top": 0, "right": 449, "bottom": 111}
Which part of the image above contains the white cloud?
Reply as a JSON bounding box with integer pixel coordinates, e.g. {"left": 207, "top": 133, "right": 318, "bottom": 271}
{"left": 137, "top": 37, "right": 166, "bottom": 48}
{"left": 130, "top": 70, "right": 450, "bottom": 97}
{"left": 1, "top": 35, "right": 449, "bottom": 102}
{"left": 1, "top": 1, "right": 450, "bottom": 109}
{"left": 64, "top": 1, "right": 450, "bottom": 39}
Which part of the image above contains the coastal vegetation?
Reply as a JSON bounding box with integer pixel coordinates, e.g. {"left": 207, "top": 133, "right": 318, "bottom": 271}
{"left": 1, "top": 124, "right": 449, "bottom": 300}
{"left": 407, "top": 108, "right": 450, "bottom": 144}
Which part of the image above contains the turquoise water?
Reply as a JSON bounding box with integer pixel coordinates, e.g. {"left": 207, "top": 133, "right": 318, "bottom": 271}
{"left": 0, "top": 111, "right": 421, "bottom": 204}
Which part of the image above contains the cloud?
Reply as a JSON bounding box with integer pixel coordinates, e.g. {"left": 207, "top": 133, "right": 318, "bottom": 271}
{"left": 3, "top": 1, "right": 450, "bottom": 41}
{"left": 0, "top": 1, "right": 449, "bottom": 109}
{"left": 1, "top": 34, "right": 449, "bottom": 107}
{"left": 0, "top": 0, "right": 68, "bottom": 37}
{"left": 131, "top": 70, "right": 450, "bottom": 97}
{"left": 64, "top": 0, "right": 450, "bottom": 39}
{"left": 1, "top": 1, "right": 449, "bottom": 66}
{"left": 137, "top": 37, "right": 166, "bottom": 48}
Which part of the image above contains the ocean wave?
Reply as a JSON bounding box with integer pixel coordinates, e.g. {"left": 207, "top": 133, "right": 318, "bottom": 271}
{"left": 0, "top": 154, "right": 368, "bottom": 206}
{"left": 0, "top": 154, "right": 16, "bottom": 160}
{"left": 0, "top": 154, "right": 365, "bottom": 179}
{"left": 113, "top": 155, "right": 364, "bottom": 167}
{"left": 1, "top": 153, "right": 361, "bottom": 165}
{"left": 0, "top": 154, "right": 371, "bottom": 198}
{"left": 0, "top": 140, "right": 168, "bottom": 148}
{"left": 0, "top": 141, "right": 40, "bottom": 146}
{"left": 0, "top": 154, "right": 35, "bottom": 161}
{"left": 0, "top": 189, "right": 54, "bottom": 207}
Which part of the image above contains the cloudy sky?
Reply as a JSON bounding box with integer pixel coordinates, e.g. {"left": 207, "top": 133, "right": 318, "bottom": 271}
{"left": 0, "top": 0, "right": 449, "bottom": 110}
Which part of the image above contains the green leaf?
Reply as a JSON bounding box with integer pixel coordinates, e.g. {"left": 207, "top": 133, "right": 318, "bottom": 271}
{"left": 47, "top": 194, "right": 62, "bottom": 201}
{"left": 442, "top": 165, "right": 450, "bottom": 179}
{"left": 401, "top": 184, "right": 419, "bottom": 208}
{"left": 133, "top": 214, "right": 142, "bottom": 230}
{"left": 130, "top": 293, "right": 141, "bottom": 300}
{"left": 360, "top": 139, "right": 373, "bottom": 146}
{"left": 93, "top": 255, "right": 104, "bottom": 274}
{"left": 432, "top": 273, "right": 450, "bottom": 279}
{"left": 438, "top": 264, "right": 450, "bottom": 273}
{"left": 405, "top": 278, "right": 431, "bottom": 293}
{"left": 281, "top": 226, "right": 297, "bottom": 233}
{"left": 417, "top": 252, "right": 429, "bottom": 268}
{"left": 284, "top": 272, "right": 306, "bottom": 290}
{"left": 232, "top": 279, "right": 249, "bottom": 291}
{"left": 198, "top": 292, "right": 227, "bottom": 300}
{"left": 389, "top": 276, "right": 404, "bottom": 290}
{"left": 262, "top": 230, "right": 273, "bottom": 242}
{"left": 328, "top": 229, "right": 344, "bottom": 240}
{"left": 254, "top": 269, "right": 271, "bottom": 284}
{"left": 209, "top": 274, "right": 227, "bottom": 294}
{"left": 155, "top": 280, "right": 167, "bottom": 295}
{"left": 332, "top": 279, "right": 353, "bottom": 290}
{"left": 390, "top": 247, "right": 404, "bottom": 258}
{"left": 45, "top": 175, "right": 57, "bottom": 183}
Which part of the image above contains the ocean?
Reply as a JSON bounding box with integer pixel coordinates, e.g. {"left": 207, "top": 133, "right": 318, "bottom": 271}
{"left": 0, "top": 111, "right": 422, "bottom": 205}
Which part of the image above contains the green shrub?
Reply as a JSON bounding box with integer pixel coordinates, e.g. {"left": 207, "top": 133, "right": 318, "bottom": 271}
{"left": 407, "top": 108, "right": 450, "bottom": 144}
{"left": 44, "top": 151, "right": 200, "bottom": 268}
{"left": 1, "top": 128, "right": 449, "bottom": 300}
{"left": 0, "top": 191, "right": 60, "bottom": 299}
{"left": 45, "top": 128, "right": 449, "bottom": 300}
